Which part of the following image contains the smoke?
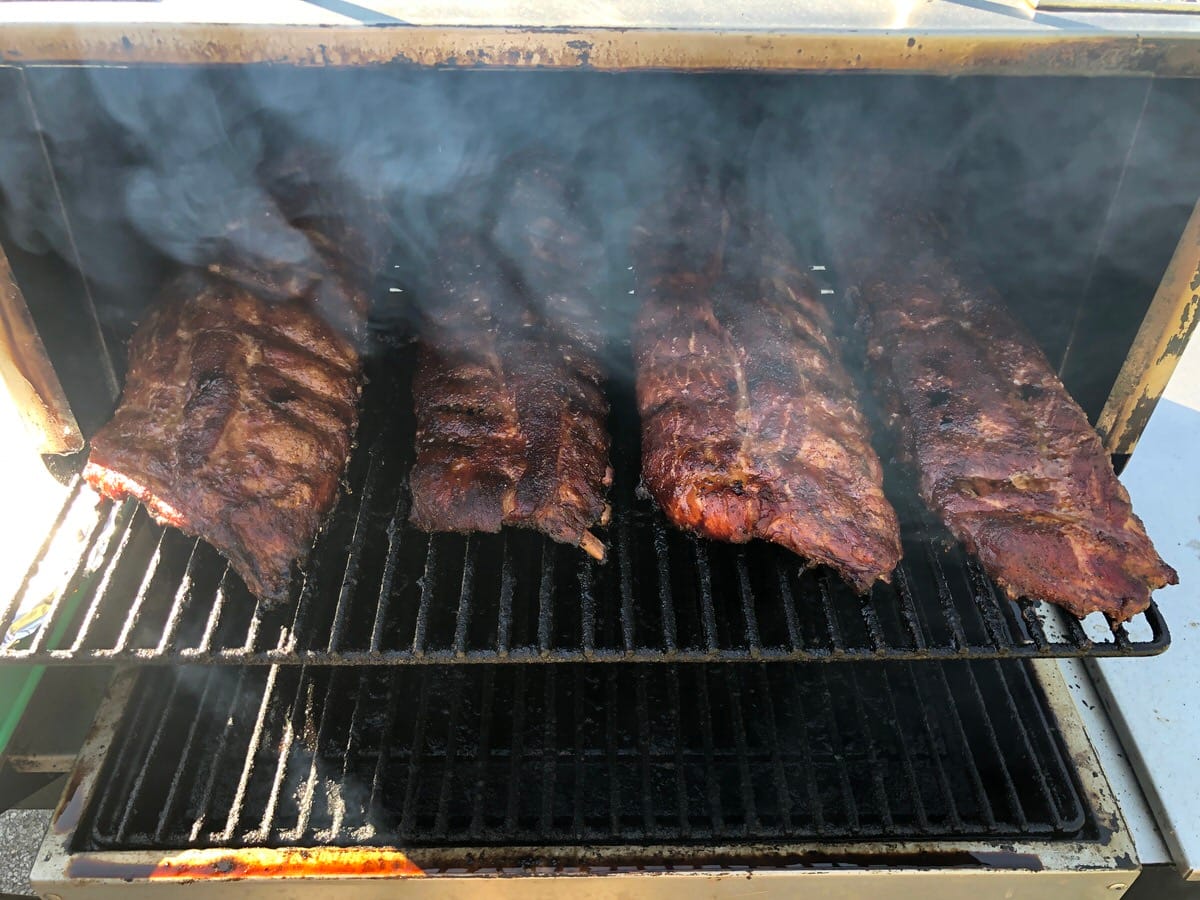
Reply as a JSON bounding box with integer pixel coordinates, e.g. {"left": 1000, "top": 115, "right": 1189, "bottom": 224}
{"left": 0, "top": 67, "right": 1196, "bottom": 412}
{"left": 737, "top": 75, "right": 1200, "bottom": 414}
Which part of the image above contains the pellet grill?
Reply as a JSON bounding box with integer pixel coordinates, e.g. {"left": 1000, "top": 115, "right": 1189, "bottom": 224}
{"left": 0, "top": 2, "right": 1197, "bottom": 898}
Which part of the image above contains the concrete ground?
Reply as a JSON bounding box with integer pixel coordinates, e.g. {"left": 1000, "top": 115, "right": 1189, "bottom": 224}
{"left": 0, "top": 808, "right": 50, "bottom": 896}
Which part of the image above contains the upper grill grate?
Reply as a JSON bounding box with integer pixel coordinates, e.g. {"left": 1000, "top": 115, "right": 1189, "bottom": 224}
{"left": 0, "top": 340, "right": 1169, "bottom": 666}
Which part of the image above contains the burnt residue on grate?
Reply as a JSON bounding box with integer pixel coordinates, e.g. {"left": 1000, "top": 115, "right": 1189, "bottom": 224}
{"left": 0, "top": 343, "right": 1169, "bottom": 666}
{"left": 73, "top": 660, "right": 1094, "bottom": 852}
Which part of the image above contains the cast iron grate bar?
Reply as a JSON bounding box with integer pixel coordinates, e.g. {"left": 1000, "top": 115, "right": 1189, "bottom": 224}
{"left": 72, "top": 659, "right": 1097, "bottom": 853}
{"left": 2, "top": 344, "right": 1169, "bottom": 666}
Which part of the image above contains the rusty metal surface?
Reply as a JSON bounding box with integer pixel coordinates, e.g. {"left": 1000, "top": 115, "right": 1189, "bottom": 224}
{"left": 1097, "top": 198, "right": 1200, "bottom": 455}
{"left": 20, "top": 869, "right": 1145, "bottom": 900}
{"left": 27, "top": 661, "right": 1141, "bottom": 899}
{"left": 0, "top": 21, "right": 1195, "bottom": 75}
{"left": 0, "top": 243, "right": 82, "bottom": 455}
{"left": 0, "top": 0, "right": 1197, "bottom": 74}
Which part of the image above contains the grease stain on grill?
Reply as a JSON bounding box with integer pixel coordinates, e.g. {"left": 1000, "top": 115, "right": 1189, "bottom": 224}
{"left": 68, "top": 847, "right": 424, "bottom": 881}
{"left": 52, "top": 770, "right": 88, "bottom": 836}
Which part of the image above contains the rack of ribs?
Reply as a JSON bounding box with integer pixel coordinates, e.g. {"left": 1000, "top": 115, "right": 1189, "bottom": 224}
{"left": 83, "top": 271, "right": 363, "bottom": 603}
{"left": 854, "top": 238, "right": 1177, "bottom": 622}
{"left": 634, "top": 194, "right": 902, "bottom": 593}
{"left": 409, "top": 161, "right": 612, "bottom": 560}
{"left": 85, "top": 158, "right": 386, "bottom": 603}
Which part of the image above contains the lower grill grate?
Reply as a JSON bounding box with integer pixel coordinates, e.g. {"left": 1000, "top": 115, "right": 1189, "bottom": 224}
{"left": 0, "top": 342, "right": 1169, "bottom": 665}
{"left": 74, "top": 659, "right": 1092, "bottom": 852}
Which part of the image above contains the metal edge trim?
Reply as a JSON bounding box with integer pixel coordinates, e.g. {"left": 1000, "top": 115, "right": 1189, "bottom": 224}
{"left": 1034, "top": 0, "right": 1200, "bottom": 12}
{"left": 0, "top": 239, "right": 82, "bottom": 455}
{"left": 1097, "top": 196, "right": 1200, "bottom": 455}
{"left": 0, "top": 24, "right": 1198, "bottom": 76}
{"left": 1029, "top": 657, "right": 1140, "bottom": 872}
{"left": 29, "top": 666, "right": 134, "bottom": 883}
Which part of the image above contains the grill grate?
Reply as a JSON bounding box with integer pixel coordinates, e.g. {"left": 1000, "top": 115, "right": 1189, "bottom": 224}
{"left": 0, "top": 342, "right": 1169, "bottom": 665}
{"left": 74, "top": 659, "right": 1094, "bottom": 853}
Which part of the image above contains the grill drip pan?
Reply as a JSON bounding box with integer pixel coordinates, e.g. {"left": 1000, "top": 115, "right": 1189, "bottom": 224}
{"left": 0, "top": 339, "right": 1170, "bottom": 666}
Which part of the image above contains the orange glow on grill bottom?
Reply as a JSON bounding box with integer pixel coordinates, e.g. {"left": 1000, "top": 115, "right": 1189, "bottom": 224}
{"left": 147, "top": 847, "right": 426, "bottom": 880}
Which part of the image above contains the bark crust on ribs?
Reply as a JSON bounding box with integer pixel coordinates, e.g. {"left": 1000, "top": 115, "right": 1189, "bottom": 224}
{"left": 86, "top": 155, "right": 386, "bottom": 603}
{"left": 855, "top": 245, "right": 1177, "bottom": 622}
{"left": 634, "top": 198, "right": 902, "bottom": 593}
{"left": 410, "top": 161, "right": 611, "bottom": 559}
{"left": 84, "top": 274, "right": 362, "bottom": 603}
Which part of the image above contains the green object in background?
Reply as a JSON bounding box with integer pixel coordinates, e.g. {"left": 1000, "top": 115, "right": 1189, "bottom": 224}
{"left": 0, "top": 664, "right": 47, "bottom": 758}
{"left": 0, "top": 577, "right": 95, "bottom": 757}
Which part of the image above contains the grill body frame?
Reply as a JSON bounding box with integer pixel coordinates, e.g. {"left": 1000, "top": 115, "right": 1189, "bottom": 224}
{"left": 0, "top": 18, "right": 1195, "bottom": 894}
{"left": 0, "top": 4, "right": 1200, "bottom": 78}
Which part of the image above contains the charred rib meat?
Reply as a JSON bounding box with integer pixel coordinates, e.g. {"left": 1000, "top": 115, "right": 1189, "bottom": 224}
{"left": 84, "top": 274, "right": 362, "bottom": 603}
{"left": 856, "top": 254, "right": 1177, "bottom": 621}
{"left": 634, "top": 200, "right": 902, "bottom": 592}
{"left": 410, "top": 160, "right": 612, "bottom": 559}
{"left": 87, "top": 156, "right": 383, "bottom": 603}
{"left": 409, "top": 229, "right": 612, "bottom": 559}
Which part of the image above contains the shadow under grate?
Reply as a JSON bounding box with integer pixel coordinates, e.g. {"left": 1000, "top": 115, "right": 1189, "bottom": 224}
{"left": 0, "top": 344, "right": 1169, "bottom": 666}
{"left": 74, "top": 659, "right": 1094, "bottom": 852}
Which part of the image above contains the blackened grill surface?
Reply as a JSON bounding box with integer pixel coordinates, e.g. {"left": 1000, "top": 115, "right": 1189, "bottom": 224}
{"left": 73, "top": 660, "right": 1093, "bottom": 854}
{"left": 0, "top": 337, "right": 1169, "bottom": 664}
